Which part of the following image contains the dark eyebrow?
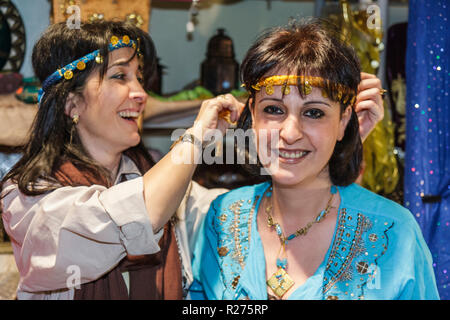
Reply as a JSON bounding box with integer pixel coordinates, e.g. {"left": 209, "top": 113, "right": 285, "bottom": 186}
{"left": 107, "top": 60, "right": 130, "bottom": 70}
{"left": 259, "top": 97, "right": 331, "bottom": 107}
{"left": 259, "top": 97, "right": 284, "bottom": 103}
{"left": 107, "top": 60, "right": 143, "bottom": 77}
{"left": 304, "top": 100, "right": 331, "bottom": 107}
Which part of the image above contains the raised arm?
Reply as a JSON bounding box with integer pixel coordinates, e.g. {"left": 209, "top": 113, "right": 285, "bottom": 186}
{"left": 142, "top": 94, "right": 243, "bottom": 232}
{"left": 355, "top": 72, "right": 385, "bottom": 141}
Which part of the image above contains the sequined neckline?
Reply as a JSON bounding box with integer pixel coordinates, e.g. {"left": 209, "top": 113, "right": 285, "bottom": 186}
{"left": 251, "top": 183, "right": 343, "bottom": 299}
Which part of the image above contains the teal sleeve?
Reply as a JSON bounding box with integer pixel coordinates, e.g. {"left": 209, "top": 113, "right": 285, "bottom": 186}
{"left": 397, "top": 220, "right": 440, "bottom": 300}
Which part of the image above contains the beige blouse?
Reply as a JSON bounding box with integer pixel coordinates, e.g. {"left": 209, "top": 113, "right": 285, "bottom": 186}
{"left": 1, "top": 155, "right": 227, "bottom": 299}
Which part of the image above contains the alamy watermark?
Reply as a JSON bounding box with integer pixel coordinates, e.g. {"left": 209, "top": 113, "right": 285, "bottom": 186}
{"left": 66, "top": 5, "right": 81, "bottom": 30}
{"left": 366, "top": 264, "right": 382, "bottom": 290}
{"left": 66, "top": 265, "right": 81, "bottom": 289}
{"left": 170, "top": 127, "right": 281, "bottom": 175}
{"left": 366, "top": 4, "right": 382, "bottom": 30}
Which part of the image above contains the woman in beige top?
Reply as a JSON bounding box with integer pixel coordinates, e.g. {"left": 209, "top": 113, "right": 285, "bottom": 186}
{"left": 0, "top": 21, "right": 384, "bottom": 299}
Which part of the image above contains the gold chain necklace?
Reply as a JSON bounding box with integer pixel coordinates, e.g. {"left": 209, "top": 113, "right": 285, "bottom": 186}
{"left": 265, "top": 185, "right": 337, "bottom": 299}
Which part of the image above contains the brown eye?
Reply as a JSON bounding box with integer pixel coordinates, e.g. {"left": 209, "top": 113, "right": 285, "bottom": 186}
{"left": 111, "top": 72, "right": 126, "bottom": 80}
{"left": 304, "top": 108, "right": 325, "bottom": 119}
{"left": 263, "top": 105, "right": 284, "bottom": 115}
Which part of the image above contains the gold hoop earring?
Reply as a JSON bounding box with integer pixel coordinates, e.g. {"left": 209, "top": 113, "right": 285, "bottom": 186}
{"left": 72, "top": 114, "right": 79, "bottom": 125}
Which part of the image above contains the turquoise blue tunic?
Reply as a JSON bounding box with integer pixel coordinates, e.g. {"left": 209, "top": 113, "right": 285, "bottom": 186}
{"left": 190, "top": 182, "right": 440, "bottom": 300}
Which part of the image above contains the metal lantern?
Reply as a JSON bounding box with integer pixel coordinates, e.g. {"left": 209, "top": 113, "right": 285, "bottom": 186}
{"left": 201, "top": 28, "right": 239, "bottom": 95}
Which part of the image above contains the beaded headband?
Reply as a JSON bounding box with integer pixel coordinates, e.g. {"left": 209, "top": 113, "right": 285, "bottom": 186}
{"left": 38, "top": 35, "right": 138, "bottom": 103}
{"left": 246, "top": 75, "right": 357, "bottom": 105}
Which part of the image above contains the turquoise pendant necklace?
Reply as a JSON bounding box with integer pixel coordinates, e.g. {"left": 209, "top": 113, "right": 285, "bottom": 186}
{"left": 265, "top": 185, "right": 337, "bottom": 298}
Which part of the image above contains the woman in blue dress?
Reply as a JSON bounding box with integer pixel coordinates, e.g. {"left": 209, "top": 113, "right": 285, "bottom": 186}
{"left": 190, "top": 19, "right": 439, "bottom": 300}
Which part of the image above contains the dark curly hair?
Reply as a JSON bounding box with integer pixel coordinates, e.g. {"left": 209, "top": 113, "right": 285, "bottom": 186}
{"left": 237, "top": 18, "right": 362, "bottom": 186}
{"left": 2, "top": 21, "right": 157, "bottom": 196}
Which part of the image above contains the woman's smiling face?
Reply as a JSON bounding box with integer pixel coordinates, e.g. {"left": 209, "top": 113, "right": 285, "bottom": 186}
{"left": 251, "top": 78, "right": 352, "bottom": 188}
{"left": 69, "top": 47, "right": 148, "bottom": 158}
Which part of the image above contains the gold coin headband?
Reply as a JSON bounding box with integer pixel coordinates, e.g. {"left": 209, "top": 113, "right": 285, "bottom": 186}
{"left": 38, "top": 35, "right": 139, "bottom": 103}
{"left": 247, "top": 75, "right": 357, "bottom": 105}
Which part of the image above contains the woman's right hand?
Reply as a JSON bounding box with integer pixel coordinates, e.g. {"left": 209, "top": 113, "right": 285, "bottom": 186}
{"left": 190, "top": 94, "right": 245, "bottom": 141}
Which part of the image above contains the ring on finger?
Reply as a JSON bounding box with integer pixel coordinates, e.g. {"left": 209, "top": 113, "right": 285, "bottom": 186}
{"left": 379, "top": 88, "right": 387, "bottom": 96}
{"left": 217, "top": 94, "right": 227, "bottom": 100}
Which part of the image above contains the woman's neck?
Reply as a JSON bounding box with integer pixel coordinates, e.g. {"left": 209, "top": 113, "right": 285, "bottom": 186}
{"left": 269, "top": 178, "right": 337, "bottom": 231}
{"left": 84, "top": 144, "right": 122, "bottom": 182}
{"left": 105, "top": 155, "right": 122, "bottom": 182}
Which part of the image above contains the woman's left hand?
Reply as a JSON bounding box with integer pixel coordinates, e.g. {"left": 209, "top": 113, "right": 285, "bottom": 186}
{"left": 355, "top": 72, "right": 385, "bottom": 141}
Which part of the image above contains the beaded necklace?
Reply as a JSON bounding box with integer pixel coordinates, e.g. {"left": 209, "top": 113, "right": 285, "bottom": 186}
{"left": 265, "top": 185, "right": 337, "bottom": 298}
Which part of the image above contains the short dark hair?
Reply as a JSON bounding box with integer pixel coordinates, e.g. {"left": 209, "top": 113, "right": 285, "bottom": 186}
{"left": 237, "top": 18, "right": 362, "bottom": 186}
{"left": 2, "top": 21, "right": 157, "bottom": 195}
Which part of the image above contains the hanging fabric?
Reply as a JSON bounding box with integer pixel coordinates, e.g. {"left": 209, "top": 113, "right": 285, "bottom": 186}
{"left": 405, "top": 0, "right": 449, "bottom": 299}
